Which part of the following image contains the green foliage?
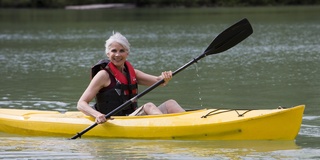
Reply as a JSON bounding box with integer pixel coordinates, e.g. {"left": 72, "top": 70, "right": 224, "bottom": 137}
{"left": 0, "top": 0, "right": 319, "bottom": 8}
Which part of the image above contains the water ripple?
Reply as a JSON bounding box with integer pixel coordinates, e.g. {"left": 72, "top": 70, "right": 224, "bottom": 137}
{"left": 0, "top": 151, "right": 93, "bottom": 160}
{"left": 0, "top": 101, "right": 69, "bottom": 112}
{"left": 299, "top": 124, "right": 320, "bottom": 138}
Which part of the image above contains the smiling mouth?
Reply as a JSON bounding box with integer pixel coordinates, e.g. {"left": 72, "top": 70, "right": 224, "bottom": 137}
{"left": 113, "top": 58, "right": 123, "bottom": 62}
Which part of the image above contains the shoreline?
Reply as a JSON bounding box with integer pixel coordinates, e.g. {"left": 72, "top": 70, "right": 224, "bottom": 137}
{"left": 65, "top": 3, "right": 136, "bottom": 10}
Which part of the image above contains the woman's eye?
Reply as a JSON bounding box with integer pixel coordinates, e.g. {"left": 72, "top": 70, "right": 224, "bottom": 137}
{"left": 110, "top": 49, "right": 125, "bottom": 53}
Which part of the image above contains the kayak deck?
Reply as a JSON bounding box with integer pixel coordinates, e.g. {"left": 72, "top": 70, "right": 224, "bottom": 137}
{"left": 0, "top": 105, "right": 305, "bottom": 140}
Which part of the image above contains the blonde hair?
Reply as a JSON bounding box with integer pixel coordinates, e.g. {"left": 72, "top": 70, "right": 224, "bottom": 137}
{"left": 105, "top": 32, "right": 130, "bottom": 54}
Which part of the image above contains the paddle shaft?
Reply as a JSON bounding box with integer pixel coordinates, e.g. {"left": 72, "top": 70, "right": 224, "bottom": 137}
{"left": 70, "top": 18, "right": 253, "bottom": 139}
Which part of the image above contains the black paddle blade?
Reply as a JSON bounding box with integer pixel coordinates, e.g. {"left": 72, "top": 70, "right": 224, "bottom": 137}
{"left": 204, "top": 18, "right": 253, "bottom": 56}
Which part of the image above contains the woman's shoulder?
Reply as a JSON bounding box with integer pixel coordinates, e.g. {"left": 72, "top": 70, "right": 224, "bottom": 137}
{"left": 90, "top": 69, "right": 113, "bottom": 89}
{"left": 94, "top": 69, "right": 110, "bottom": 80}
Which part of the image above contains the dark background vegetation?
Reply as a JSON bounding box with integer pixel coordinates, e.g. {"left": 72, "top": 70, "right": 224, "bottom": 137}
{"left": 1, "top": 0, "right": 320, "bottom": 8}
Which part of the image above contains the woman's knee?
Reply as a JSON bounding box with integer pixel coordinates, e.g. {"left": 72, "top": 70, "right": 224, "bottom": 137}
{"left": 165, "top": 99, "right": 185, "bottom": 113}
{"left": 143, "top": 102, "right": 163, "bottom": 115}
{"left": 143, "top": 102, "right": 155, "bottom": 110}
{"left": 166, "top": 99, "right": 178, "bottom": 106}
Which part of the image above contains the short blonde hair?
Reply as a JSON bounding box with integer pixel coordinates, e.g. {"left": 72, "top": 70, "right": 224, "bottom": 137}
{"left": 105, "top": 32, "right": 130, "bottom": 54}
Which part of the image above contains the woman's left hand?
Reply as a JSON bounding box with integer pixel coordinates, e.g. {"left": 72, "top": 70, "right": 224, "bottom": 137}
{"left": 161, "top": 71, "right": 172, "bottom": 86}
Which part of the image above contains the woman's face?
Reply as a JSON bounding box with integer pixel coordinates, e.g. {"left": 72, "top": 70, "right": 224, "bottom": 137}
{"left": 107, "top": 42, "right": 128, "bottom": 69}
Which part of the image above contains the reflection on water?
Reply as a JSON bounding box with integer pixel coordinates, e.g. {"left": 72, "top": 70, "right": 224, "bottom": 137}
{"left": 0, "top": 135, "right": 319, "bottom": 159}
{"left": 0, "top": 135, "right": 306, "bottom": 160}
{"left": 0, "top": 136, "right": 94, "bottom": 159}
{"left": 91, "top": 140, "right": 300, "bottom": 159}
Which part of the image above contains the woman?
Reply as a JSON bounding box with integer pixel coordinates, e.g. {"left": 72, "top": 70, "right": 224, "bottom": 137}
{"left": 77, "top": 32, "right": 185, "bottom": 124}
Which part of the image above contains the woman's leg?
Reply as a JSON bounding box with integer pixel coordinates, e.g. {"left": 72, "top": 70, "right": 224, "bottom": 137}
{"left": 158, "top": 99, "right": 185, "bottom": 114}
{"left": 131, "top": 99, "right": 185, "bottom": 116}
{"left": 143, "top": 102, "right": 163, "bottom": 115}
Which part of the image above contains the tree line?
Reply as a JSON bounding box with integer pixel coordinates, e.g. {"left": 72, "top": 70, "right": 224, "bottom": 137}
{"left": 1, "top": 0, "right": 319, "bottom": 8}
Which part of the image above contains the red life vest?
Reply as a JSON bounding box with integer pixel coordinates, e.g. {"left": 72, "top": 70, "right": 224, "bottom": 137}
{"left": 107, "top": 61, "right": 137, "bottom": 95}
{"left": 91, "top": 59, "right": 138, "bottom": 96}
{"left": 91, "top": 59, "right": 138, "bottom": 115}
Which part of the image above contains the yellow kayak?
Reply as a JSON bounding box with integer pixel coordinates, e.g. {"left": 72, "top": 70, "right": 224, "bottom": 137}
{"left": 0, "top": 105, "right": 304, "bottom": 140}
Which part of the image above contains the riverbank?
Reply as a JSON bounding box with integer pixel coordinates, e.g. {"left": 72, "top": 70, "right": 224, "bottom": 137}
{"left": 65, "top": 3, "right": 136, "bottom": 10}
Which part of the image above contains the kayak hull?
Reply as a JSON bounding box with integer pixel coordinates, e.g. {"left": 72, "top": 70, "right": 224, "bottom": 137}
{"left": 0, "top": 105, "right": 305, "bottom": 140}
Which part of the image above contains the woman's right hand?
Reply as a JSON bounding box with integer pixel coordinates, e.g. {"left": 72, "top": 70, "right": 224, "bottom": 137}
{"left": 95, "top": 113, "right": 107, "bottom": 124}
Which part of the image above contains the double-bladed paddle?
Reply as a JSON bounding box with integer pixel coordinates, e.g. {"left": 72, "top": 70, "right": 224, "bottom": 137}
{"left": 70, "top": 18, "right": 253, "bottom": 139}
